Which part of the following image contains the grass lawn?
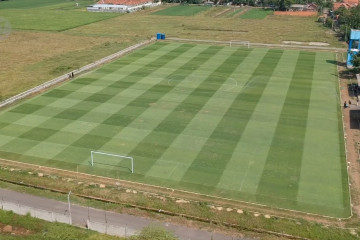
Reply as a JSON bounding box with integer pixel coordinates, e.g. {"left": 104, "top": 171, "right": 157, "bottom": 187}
{"left": 0, "top": 210, "right": 121, "bottom": 240}
{"left": 0, "top": 3, "right": 119, "bottom": 31}
{"left": 152, "top": 5, "right": 211, "bottom": 16}
{"left": 0, "top": 0, "right": 66, "bottom": 9}
{"left": 240, "top": 8, "right": 273, "bottom": 19}
{"left": 0, "top": 42, "right": 350, "bottom": 218}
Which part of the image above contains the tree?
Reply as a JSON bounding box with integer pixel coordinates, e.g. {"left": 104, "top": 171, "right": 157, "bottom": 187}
{"left": 278, "top": 0, "right": 293, "bottom": 11}
{"left": 352, "top": 53, "right": 360, "bottom": 68}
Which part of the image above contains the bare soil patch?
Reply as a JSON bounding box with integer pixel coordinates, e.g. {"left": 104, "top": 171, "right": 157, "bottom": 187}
{"left": 338, "top": 54, "right": 360, "bottom": 220}
{"left": 0, "top": 222, "right": 33, "bottom": 236}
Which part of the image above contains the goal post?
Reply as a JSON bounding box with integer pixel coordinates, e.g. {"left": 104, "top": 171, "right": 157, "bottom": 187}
{"left": 90, "top": 151, "right": 134, "bottom": 173}
{"left": 230, "top": 40, "right": 250, "bottom": 48}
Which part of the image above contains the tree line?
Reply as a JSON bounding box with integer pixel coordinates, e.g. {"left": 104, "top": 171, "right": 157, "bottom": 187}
{"left": 330, "top": 5, "right": 360, "bottom": 42}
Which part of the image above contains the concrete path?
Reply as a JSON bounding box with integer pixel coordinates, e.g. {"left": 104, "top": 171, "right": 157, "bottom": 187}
{"left": 0, "top": 188, "right": 253, "bottom": 240}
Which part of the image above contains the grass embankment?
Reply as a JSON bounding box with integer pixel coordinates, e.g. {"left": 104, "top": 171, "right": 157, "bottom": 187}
{"left": 0, "top": 166, "right": 357, "bottom": 240}
{"left": 0, "top": 209, "right": 178, "bottom": 240}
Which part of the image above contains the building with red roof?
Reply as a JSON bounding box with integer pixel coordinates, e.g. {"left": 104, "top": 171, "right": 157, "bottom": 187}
{"left": 333, "top": 0, "right": 358, "bottom": 10}
{"left": 88, "top": 0, "right": 160, "bottom": 12}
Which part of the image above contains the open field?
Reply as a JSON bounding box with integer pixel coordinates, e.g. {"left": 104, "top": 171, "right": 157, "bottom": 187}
{"left": 224, "top": 7, "right": 244, "bottom": 18}
{"left": 152, "top": 5, "right": 211, "bottom": 16}
{"left": 1, "top": 9, "right": 119, "bottom": 31}
{"left": 0, "top": 1, "right": 343, "bottom": 101}
{"left": 0, "top": 0, "right": 119, "bottom": 31}
{"left": 0, "top": 0, "right": 66, "bottom": 9}
{"left": 0, "top": 42, "right": 350, "bottom": 217}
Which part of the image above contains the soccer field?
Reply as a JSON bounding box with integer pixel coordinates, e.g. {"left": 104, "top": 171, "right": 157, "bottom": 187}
{"left": 0, "top": 42, "right": 350, "bottom": 217}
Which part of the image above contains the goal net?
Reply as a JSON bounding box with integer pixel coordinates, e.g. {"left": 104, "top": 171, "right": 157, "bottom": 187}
{"left": 230, "top": 40, "right": 250, "bottom": 48}
{"left": 90, "top": 151, "right": 134, "bottom": 173}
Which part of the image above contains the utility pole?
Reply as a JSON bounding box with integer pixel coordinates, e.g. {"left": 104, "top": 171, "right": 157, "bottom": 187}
{"left": 68, "top": 191, "right": 72, "bottom": 225}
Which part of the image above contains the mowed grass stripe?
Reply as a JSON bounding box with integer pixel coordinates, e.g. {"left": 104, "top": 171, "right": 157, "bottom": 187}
{"left": 53, "top": 43, "right": 185, "bottom": 121}
{"left": 2, "top": 43, "right": 184, "bottom": 166}
{"left": 11, "top": 44, "right": 177, "bottom": 150}
{"left": 297, "top": 52, "right": 349, "bottom": 217}
{"left": 6, "top": 42, "right": 168, "bottom": 119}
{"left": 43, "top": 44, "right": 195, "bottom": 166}
{"left": 64, "top": 43, "right": 171, "bottom": 89}
{"left": 98, "top": 46, "right": 226, "bottom": 156}
{"left": 50, "top": 44, "right": 198, "bottom": 163}
{"left": 146, "top": 48, "right": 269, "bottom": 180}
{"left": 180, "top": 49, "right": 284, "bottom": 187}
{"left": 217, "top": 50, "right": 300, "bottom": 194}
{"left": 256, "top": 51, "right": 316, "bottom": 205}
{"left": 79, "top": 45, "right": 222, "bottom": 155}
{"left": 79, "top": 44, "right": 189, "bottom": 104}
{"left": 129, "top": 47, "right": 252, "bottom": 173}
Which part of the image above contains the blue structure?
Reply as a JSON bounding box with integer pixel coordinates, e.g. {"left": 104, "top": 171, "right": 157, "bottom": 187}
{"left": 347, "top": 29, "right": 360, "bottom": 68}
{"left": 156, "top": 33, "right": 166, "bottom": 40}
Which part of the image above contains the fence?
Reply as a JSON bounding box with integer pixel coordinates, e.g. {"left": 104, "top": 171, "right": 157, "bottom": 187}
{"left": 0, "top": 199, "right": 70, "bottom": 224}
{"left": 0, "top": 198, "right": 137, "bottom": 237}
{"left": 0, "top": 38, "right": 155, "bottom": 109}
{"left": 87, "top": 219, "right": 137, "bottom": 237}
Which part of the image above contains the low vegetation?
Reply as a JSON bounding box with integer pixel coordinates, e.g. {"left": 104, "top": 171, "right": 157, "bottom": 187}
{"left": 0, "top": 210, "right": 122, "bottom": 240}
{"left": 0, "top": 166, "right": 358, "bottom": 240}
{"left": 0, "top": 209, "right": 179, "bottom": 239}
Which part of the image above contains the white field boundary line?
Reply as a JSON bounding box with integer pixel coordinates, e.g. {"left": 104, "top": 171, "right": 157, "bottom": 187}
{"left": 0, "top": 38, "right": 155, "bottom": 109}
{"left": 250, "top": 42, "right": 345, "bottom": 52}
{"left": 0, "top": 158, "right": 352, "bottom": 220}
{"left": 336, "top": 52, "right": 353, "bottom": 220}
{"left": 166, "top": 37, "right": 346, "bottom": 52}
{"left": 167, "top": 37, "right": 242, "bottom": 46}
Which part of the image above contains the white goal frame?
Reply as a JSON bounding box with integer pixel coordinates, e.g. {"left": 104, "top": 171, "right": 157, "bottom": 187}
{"left": 90, "top": 151, "right": 134, "bottom": 173}
{"left": 230, "top": 40, "right": 250, "bottom": 48}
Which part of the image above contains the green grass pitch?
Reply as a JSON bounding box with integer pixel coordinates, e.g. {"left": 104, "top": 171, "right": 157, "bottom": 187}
{"left": 240, "top": 8, "right": 273, "bottom": 19}
{"left": 152, "top": 5, "right": 211, "bottom": 16}
{"left": 0, "top": 42, "right": 350, "bottom": 217}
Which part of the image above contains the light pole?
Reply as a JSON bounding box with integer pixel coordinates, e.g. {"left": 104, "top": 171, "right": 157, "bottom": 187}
{"left": 68, "top": 191, "right": 72, "bottom": 225}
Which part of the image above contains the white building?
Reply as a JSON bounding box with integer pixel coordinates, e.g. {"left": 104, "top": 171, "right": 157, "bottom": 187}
{"left": 87, "top": 0, "right": 160, "bottom": 12}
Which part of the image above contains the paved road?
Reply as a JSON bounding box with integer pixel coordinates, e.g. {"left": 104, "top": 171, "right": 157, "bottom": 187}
{"left": 0, "top": 188, "right": 253, "bottom": 240}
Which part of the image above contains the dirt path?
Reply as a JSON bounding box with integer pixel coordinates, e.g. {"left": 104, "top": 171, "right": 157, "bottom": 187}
{"left": 337, "top": 53, "right": 360, "bottom": 220}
